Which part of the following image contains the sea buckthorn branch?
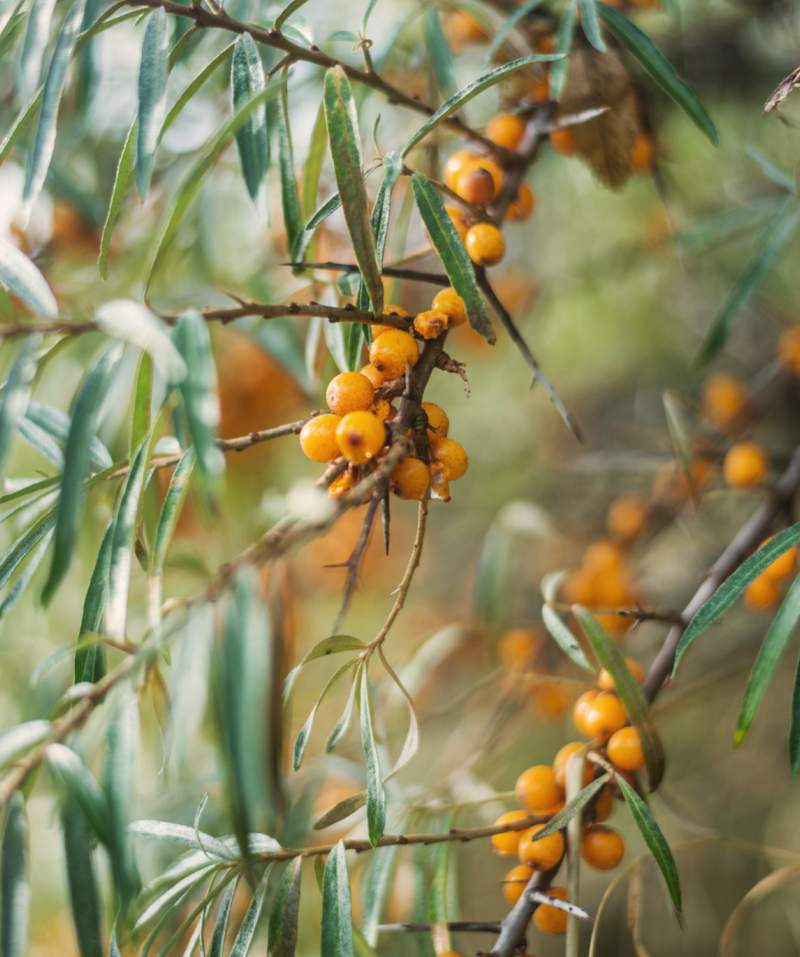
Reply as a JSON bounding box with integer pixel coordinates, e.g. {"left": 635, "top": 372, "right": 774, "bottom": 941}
{"left": 288, "top": 260, "right": 451, "bottom": 287}
{"left": 379, "top": 922, "right": 502, "bottom": 935}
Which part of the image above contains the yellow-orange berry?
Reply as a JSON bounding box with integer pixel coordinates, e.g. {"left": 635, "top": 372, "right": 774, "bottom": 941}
{"left": 359, "top": 363, "right": 385, "bottom": 389}
{"left": 562, "top": 568, "right": 598, "bottom": 606}
{"left": 597, "top": 657, "right": 644, "bottom": 691}
{"left": 744, "top": 574, "right": 781, "bottom": 612}
{"left": 582, "top": 693, "right": 628, "bottom": 740}
{"left": 778, "top": 327, "right": 800, "bottom": 376}
{"left": 390, "top": 457, "right": 430, "bottom": 500}
{"left": 430, "top": 467, "right": 450, "bottom": 502}
{"left": 723, "top": 442, "right": 768, "bottom": 489}
{"left": 702, "top": 373, "right": 749, "bottom": 433}
{"left": 487, "top": 113, "right": 525, "bottom": 150}
{"left": 502, "top": 864, "right": 534, "bottom": 905}
{"left": 583, "top": 540, "right": 625, "bottom": 571}
{"left": 507, "top": 183, "right": 535, "bottom": 221}
{"left": 491, "top": 810, "right": 530, "bottom": 856}
{"left": 465, "top": 222, "right": 505, "bottom": 266}
{"left": 431, "top": 287, "right": 468, "bottom": 327}
{"left": 549, "top": 126, "right": 577, "bottom": 155}
{"left": 421, "top": 401, "right": 449, "bottom": 438}
{"left": 455, "top": 165, "right": 497, "bottom": 205}
{"left": 299, "top": 413, "right": 341, "bottom": 462}
{"left": 372, "top": 305, "right": 409, "bottom": 339}
{"left": 606, "top": 726, "right": 645, "bottom": 772}
{"left": 430, "top": 437, "right": 468, "bottom": 481}
{"left": 761, "top": 538, "right": 797, "bottom": 582}
{"left": 444, "top": 150, "right": 478, "bottom": 191}
{"left": 413, "top": 309, "right": 449, "bottom": 340}
{"left": 517, "top": 824, "right": 565, "bottom": 871}
{"left": 369, "top": 330, "right": 419, "bottom": 380}
{"left": 593, "top": 786, "right": 614, "bottom": 822}
{"left": 581, "top": 824, "right": 625, "bottom": 870}
{"left": 445, "top": 205, "right": 468, "bottom": 239}
{"left": 553, "top": 742, "right": 592, "bottom": 789}
{"left": 372, "top": 398, "right": 393, "bottom": 422}
{"left": 532, "top": 681, "right": 572, "bottom": 719}
{"left": 630, "top": 131, "right": 655, "bottom": 173}
{"left": 498, "top": 627, "right": 541, "bottom": 670}
{"left": 325, "top": 371, "right": 375, "bottom": 415}
{"left": 573, "top": 689, "right": 599, "bottom": 736}
{"left": 470, "top": 158, "right": 504, "bottom": 195}
{"left": 328, "top": 471, "right": 355, "bottom": 498}
{"left": 445, "top": 9, "right": 487, "bottom": 48}
{"left": 532, "top": 886, "right": 568, "bottom": 934}
{"left": 606, "top": 495, "right": 649, "bottom": 542}
{"left": 515, "top": 765, "right": 564, "bottom": 813}
{"left": 335, "top": 411, "right": 386, "bottom": 465}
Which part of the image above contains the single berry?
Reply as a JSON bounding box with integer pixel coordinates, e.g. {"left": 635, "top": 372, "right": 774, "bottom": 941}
{"left": 498, "top": 627, "right": 541, "bottom": 670}
{"left": 456, "top": 166, "right": 497, "bottom": 205}
{"left": 606, "top": 726, "right": 645, "bottom": 772}
{"left": 583, "top": 540, "right": 625, "bottom": 571}
{"left": 360, "top": 363, "right": 386, "bottom": 389}
{"left": 515, "top": 764, "right": 564, "bottom": 813}
{"left": 372, "top": 398, "right": 393, "bottom": 422}
{"left": 572, "top": 689, "right": 599, "bottom": 736}
{"left": 532, "top": 886, "right": 568, "bottom": 935}
{"left": 581, "top": 693, "right": 628, "bottom": 740}
{"left": 372, "top": 304, "right": 410, "bottom": 338}
{"left": 549, "top": 126, "right": 577, "bottom": 155}
{"left": 299, "top": 414, "right": 341, "bottom": 462}
{"left": 761, "top": 538, "right": 797, "bottom": 582}
{"left": 430, "top": 467, "right": 451, "bottom": 502}
{"left": 421, "top": 401, "right": 449, "bottom": 438}
{"left": 445, "top": 205, "right": 469, "bottom": 239}
{"left": 326, "top": 371, "right": 375, "bottom": 416}
{"left": 593, "top": 786, "right": 614, "bottom": 822}
{"left": 390, "top": 457, "right": 430, "bottom": 500}
{"left": 553, "top": 742, "right": 592, "bottom": 789}
{"left": 502, "top": 863, "right": 534, "bottom": 905}
{"left": 328, "top": 471, "right": 355, "bottom": 498}
{"left": 630, "top": 132, "right": 655, "bottom": 173}
{"left": 486, "top": 113, "right": 525, "bottom": 151}
{"left": 778, "top": 327, "right": 800, "bottom": 376}
{"left": 335, "top": 411, "right": 386, "bottom": 465}
{"left": 491, "top": 809, "right": 530, "bottom": 856}
{"left": 606, "top": 495, "right": 649, "bottom": 542}
{"left": 465, "top": 222, "right": 505, "bottom": 266}
{"left": 507, "top": 183, "right": 535, "bottom": 221}
{"left": 744, "top": 574, "right": 781, "bottom": 612}
{"left": 597, "top": 657, "right": 644, "bottom": 691}
{"left": 702, "top": 373, "right": 749, "bottom": 433}
{"left": 517, "top": 824, "right": 565, "bottom": 871}
{"left": 723, "top": 442, "right": 768, "bottom": 489}
{"left": 581, "top": 824, "right": 625, "bottom": 870}
{"left": 445, "top": 8, "right": 487, "bottom": 48}
{"left": 413, "top": 309, "right": 449, "bottom": 340}
{"left": 431, "top": 288, "right": 468, "bottom": 327}
{"left": 444, "top": 150, "right": 478, "bottom": 191}
{"left": 369, "top": 329, "right": 420, "bottom": 380}
{"left": 430, "top": 437, "right": 469, "bottom": 481}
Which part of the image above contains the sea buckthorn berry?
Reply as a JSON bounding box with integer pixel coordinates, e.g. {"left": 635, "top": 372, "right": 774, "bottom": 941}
{"left": 583, "top": 540, "right": 625, "bottom": 571}
{"left": 444, "top": 150, "right": 478, "bottom": 191}
{"left": 549, "top": 126, "right": 577, "bottom": 155}
{"left": 455, "top": 165, "right": 497, "bottom": 205}
{"left": 553, "top": 742, "right": 592, "bottom": 789}
{"left": 498, "top": 628, "right": 541, "bottom": 670}
{"left": 607, "top": 726, "right": 645, "bottom": 772}
{"left": 421, "top": 401, "right": 449, "bottom": 438}
{"left": 445, "top": 205, "right": 468, "bottom": 239}
{"left": 517, "top": 824, "right": 565, "bottom": 871}
{"left": 778, "top": 327, "right": 800, "bottom": 376}
{"left": 744, "top": 574, "right": 781, "bottom": 612}
{"left": 593, "top": 786, "right": 614, "bottom": 822}
{"left": 413, "top": 309, "right": 449, "bottom": 340}
{"left": 607, "top": 495, "right": 649, "bottom": 542}
{"left": 328, "top": 471, "right": 355, "bottom": 498}
{"left": 369, "top": 329, "right": 419, "bottom": 380}
{"left": 390, "top": 457, "right": 430, "bottom": 500}
{"left": 515, "top": 765, "right": 564, "bottom": 813}
{"left": 702, "top": 372, "right": 749, "bottom": 433}
{"left": 581, "top": 825, "right": 625, "bottom": 870}
{"left": 444, "top": 9, "right": 487, "bottom": 48}
{"left": 597, "top": 657, "right": 644, "bottom": 691}
{"left": 372, "top": 399, "right": 393, "bottom": 422}
{"left": 486, "top": 113, "right": 525, "bottom": 151}
{"left": 507, "top": 183, "right": 535, "bottom": 222}
{"left": 630, "top": 131, "right": 655, "bottom": 172}
{"left": 430, "top": 437, "right": 468, "bottom": 481}
{"left": 430, "top": 468, "right": 451, "bottom": 502}
{"left": 573, "top": 689, "right": 599, "bottom": 736}
{"left": 535, "top": 32, "right": 557, "bottom": 53}
{"left": 533, "top": 886, "right": 568, "bottom": 935}
{"left": 325, "top": 371, "right": 374, "bottom": 415}
{"left": 524, "top": 72, "right": 550, "bottom": 103}
{"left": 431, "top": 288, "right": 467, "bottom": 327}
{"left": 359, "top": 363, "right": 385, "bottom": 389}
{"left": 723, "top": 442, "right": 768, "bottom": 489}
{"left": 335, "top": 411, "right": 386, "bottom": 465}
{"left": 761, "top": 539, "right": 797, "bottom": 581}
{"left": 532, "top": 680, "right": 572, "bottom": 719}
{"left": 562, "top": 568, "right": 598, "bottom": 605}
{"left": 502, "top": 864, "right": 534, "bottom": 905}
{"left": 299, "top": 414, "right": 341, "bottom": 462}
{"left": 582, "top": 693, "right": 628, "bottom": 740}
{"left": 465, "top": 222, "right": 505, "bottom": 266}
{"left": 491, "top": 810, "right": 531, "bottom": 856}
{"left": 469, "top": 157, "right": 504, "bottom": 194}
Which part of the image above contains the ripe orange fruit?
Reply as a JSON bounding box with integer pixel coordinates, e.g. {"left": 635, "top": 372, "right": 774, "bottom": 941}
{"left": 761, "top": 539, "right": 797, "bottom": 582}
{"left": 486, "top": 113, "right": 525, "bottom": 151}
{"left": 581, "top": 824, "right": 625, "bottom": 870}
{"left": 744, "top": 574, "right": 781, "bottom": 612}
{"left": 581, "top": 693, "right": 628, "bottom": 740}
{"left": 606, "top": 726, "right": 645, "bottom": 772}
{"left": 421, "top": 401, "right": 449, "bottom": 438}
{"left": 359, "top": 363, "right": 385, "bottom": 389}
{"left": 369, "top": 330, "right": 419, "bottom": 380}
{"left": 299, "top": 414, "right": 341, "bottom": 462}
{"left": 444, "top": 9, "right": 487, "bottom": 48}
{"left": 502, "top": 863, "right": 534, "bottom": 905}
{"left": 413, "top": 309, "right": 449, "bottom": 340}
{"left": 455, "top": 165, "right": 497, "bottom": 205}
{"left": 431, "top": 287, "right": 468, "bottom": 327}
{"left": 390, "top": 457, "right": 430, "bottom": 500}
{"left": 327, "top": 471, "right": 355, "bottom": 498}
{"left": 507, "top": 183, "right": 535, "bottom": 221}
{"left": 549, "top": 126, "right": 577, "bottom": 155}
{"left": 606, "top": 495, "right": 649, "bottom": 542}
{"left": 515, "top": 765, "right": 564, "bottom": 813}
{"left": 778, "top": 327, "right": 800, "bottom": 376}
{"left": 553, "top": 742, "right": 592, "bottom": 789}
{"left": 583, "top": 540, "right": 625, "bottom": 571}
{"left": 325, "top": 371, "right": 375, "bottom": 415}
{"left": 532, "top": 886, "right": 568, "bottom": 934}
{"left": 723, "top": 442, "right": 768, "bottom": 489}
{"left": 593, "top": 786, "right": 614, "bottom": 822}
{"left": 445, "top": 205, "right": 468, "bottom": 239}
{"left": 498, "top": 627, "right": 541, "bottom": 670}
{"left": 491, "top": 809, "right": 531, "bottom": 856}
{"left": 702, "top": 373, "right": 749, "bottom": 433}
{"left": 335, "top": 411, "right": 386, "bottom": 464}
{"left": 572, "top": 689, "right": 599, "bottom": 736}
{"left": 444, "top": 150, "right": 478, "bottom": 191}
{"left": 465, "top": 222, "right": 505, "bottom": 266}
{"left": 597, "top": 657, "right": 644, "bottom": 691}
{"left": 430, "top": 437, "right": 468, "bottom": 481}
{"left": 517, "top": 825, "right": 565, "bottom": 871}
{"left": 372, "top": 398, "right": 393, "bottom": 422}
{"left": 630, "top": 131, "right": 655, "bottom": 172}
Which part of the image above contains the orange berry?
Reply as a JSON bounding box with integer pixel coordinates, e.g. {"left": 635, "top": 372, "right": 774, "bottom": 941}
{"left": 553, "top": 742, "right": 592, "bottom": 789}
{"left": 581, "top": 693, "right": 628, "bottom": 740}
{"left": 607, "top": 726, "right": 645, "bottom": 772}
{"left": 581, "top": 824, "right": 625, "bottom": 870}
{"left": 502, "top": 863, "right": 533, "bottom": 905}
{"left": 583, "top": 540, "right": 625, "bottom": 571}
{"left": 532, "top": 886, "right": 568, "bottom": 934}
{"left": 549, "top": 126, "right": 577, "bottom": 155}
{"left": 455, "top": 166, "right": 497, "bottom": 205}
{"left": 630, "top": 131, "right": 655, "bottom": 172}
{"left": 486, "top": 113, "right": 525, "bottom": 151}
{"left": 335, "top": 411, "right": 385, "bottom": 465}
{"left": 498, "top": 628, "right": 541, "bottom": 670}
{"left": 327, "top": 471, "right": 355, "bottom": 498}
{"left": 465, "top": 222, "right": 505, "bottom": 266}
{"left": 359, "top": 363, "right": 385, "bottom": 389}
{"left": 572, "top": 689, "right": 599, "bottom": 736}
{"left": 531, "top": 681, "right": 572, "bottom": 719}
{"left": 413, "top": 309, "right": 449, "bottom": 340}
{"left": 515, "top": 765, "right": 564, "bottom": 813}
{"left": 761, "top": 538, "right": 797, "bottom": 582}
{"left": 562, "top": 569, "right": 598, "bottom": 605}
{"left": 597, "top": 657, "right": 644, "bottom": 691}
{"left": 517, "top": 824, "right": 565, "bottom": 871}
{"left": 744, "top": 574, "right": 781, "bottom": 612}
{"left": 325, "top": 371, "right": 375, "bottom": 415}
{"left": 507, "top": 183, "right": 535, "bottom": 221}
{"left": 702, "top": 373, "right": 749, "bottom": 433}
{"left": 593, "top": 786, "right": 614, "bottom": 822}
{"left": 299, "top": 413, "right": 341, "bottom": 462}
{"left": 444, "top": 150, "right": 478, "bottom": 191}
{"left": 470, "top": 157, "right": 504, "bottom": 195}
{"left": 445, "top": 205, "right": 468, "bottom": 239}
{"left": 368, "top": 330, "right": 419, "bottom": 380}
{"left": 778, "top": 327, "right": 800, "bottom": 376}
{"left": 431, "top": 287, "right": 467, "bottom": 327}
{"left": 421, "top": 401, "right": 449, "bottom": 438}
{"left": 372, "top": 398, "right": 393, "bottom": 422}
{"left": 430, "top": 436, "right": 468, "bottom": 481}
{"left": 524, "top": 72, "right": 550, "bottom": 103}
{"left": 390, "top": 457, "right": 430, "bottom": 500}
{"left": 491, "top": 809, "right": 530, "bottom": 856}
{"left": 606, "top": 495, "right": 649, "bottom": 542}
{"left": 723, "top": 442, "right": 768, "bottom": 489}
{"left": 445, "top": 10, "right": 487, "bottom": 48}
{"left": 534, "top": 33, "right": 557, "bottom": 53}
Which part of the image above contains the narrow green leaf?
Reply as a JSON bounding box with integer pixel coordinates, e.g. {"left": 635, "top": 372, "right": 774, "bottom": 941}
{"left": 597, "top": 2, "right": 719, "bottom": 145}
{"left": 325, "top": 662, "right": 361, "bottom": 754}
{"left": 151, "top": 448, "right": 195, "bottom": 575}
{"left": 361, "top": 839, "right": 401, "bottom": 947}
{"left": 129, "top": 820, "right": 233, "bottom": 861}
{"left": 535, "top": 774, "right": 611, "bottom": 839}
{"left": 698, "top": 200, "right": 800, "bottom": 365}
{"left": 130, "top": 352, "right": 153, "bottom": 457}
{"left": 230, "top": 867, "right": 270, "bottom": 956}
{"left": 424, "top": 9, "right": 455, "bottom": 97}
{"left": 74, "top": 521, "right": 113, "bottom": 684}
{"left": 0, "top": 794, "right": 29, "bottom": 957}
{"left": 45, "top": 744, "right": 111, "bottom": 844}
{"left": 232, "top": 34, "right": 268, "bottom": 200}
{"left": 747, "top": 146, "right": 795, "bottom": 193}
{"left": 208, "top": 877, "right": 238, "bottom": 957}
{"left": 275, "top": 0, "right": 311, "bottom": 30}
{"left": 136, "top": 7, "right": 169, "bottom": 198}
{"left": 61, "top": 799, "right": 104, "bottom": 957}
{"left": 42, "top": 343, "right": 123, "bottom": 605}
{"left": 95, "top": 299, "right": 186, "bottom": 383}
{"left": 305, "top": 192, "right": 341, "bottom": 231}
{"left": 23, "top": 0, "right": 87, "bottom": 208}
{"left": 98, "top": 119, "right": 136, "bottom": 279}
{"left": 293, "top": 659, "right": 356, "bottom": 770}
{"left": 103, "top": 688, "right": 141, "bottom": 908}
{"left": 323, "top": 66, "right": 383, "bottom": 312}
{"left": 673, "top": 199, "right": 783, "bottom": 252}
{"left": 0, "top": 722, "right": 50, "bottom": 770}
{"left": 302, "top": 98, "right": 328, "bottom": 220}
{"left": 16, "top": 416, "right": 62, "bottom": 467}
{"left": 25, "top": 400, "right": 112, "bottom": 471}
{"left": 789, "top": 652, "right": 800, "bottom": 776}
{"left": 165, "top": 603, "right": 214, "bottom": 774}
{"left": 541, "top": 604, "right": 594, "bottom": 672}
{"left": 321, "top": 841, "right": 353, "bottom": 957}
{"left": 402, "top": 52, "right": 561, "bottom": 156}
{"left": 485, "top": 0, "right": 544, "bottom": 63}
{"left": 268, "top": 857, "right": 302, "bottom": 957}
{"left": 0, "top": 2, "right": 26, "bottom": 65}
{"left": 0, "top": 93, "right": 41, "bottom": 168}
{"left": 161, "top": 42, "right": 235, "bottom": 141}
{"left": 16, "top": 0, "right": 57, "bottom": 103}
{"left": 0, "top": 526, "right": 51, "bottom": 620}
{"left": 359, "top": 668, "right": 385, "bottom": 845}
{"left": 0, "top": 506, "right": 56, "bottom": 591}
{"left": 735, "top": 574, "right": 800, "bottom": 745}
{"left": 313, "top": 791, "right": 366, "bottom": 831}
{"left": 674, "top": 523, "right": 800, "bottom": 672}
{"left": 578, "top": 0, "right": 605, "bottom": 52}
{"left": 411, "top": 172, "right": 494, "bottom": 342}
{"left": 0, "top": 337, "right": 39, "bottom": 475}
{"left": 0, "top": 237, "right": 57, "bottom": 317}
{"left": 616, "top": 774, "right": 682, "bottom": 913}
{"left": 284, "top": 634, "right": 366, "bottom": 700}
{"left": 278, "top": 70, "right": 304, "bottom": 259}
{"left": 549, "top": 2, "right": 577, "bottom": 101}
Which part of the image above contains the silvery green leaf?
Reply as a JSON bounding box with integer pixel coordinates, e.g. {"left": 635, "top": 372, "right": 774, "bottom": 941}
{"left": 95, "top": 300, "right": 186, "bottom": 383}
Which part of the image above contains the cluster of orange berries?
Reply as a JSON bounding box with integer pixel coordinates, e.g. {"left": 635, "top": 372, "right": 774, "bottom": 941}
{"left": 563, "top": 539, "right": 639, "bottom": 637}
{"left": 299, "top": 297, "right": 470, "bottom": 501}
